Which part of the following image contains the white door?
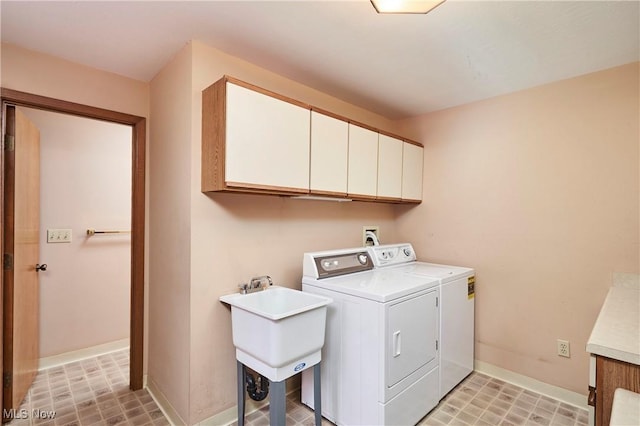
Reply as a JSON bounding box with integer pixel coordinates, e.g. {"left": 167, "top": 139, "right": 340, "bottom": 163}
{"left": 386, "top": 290, "right": 438, "bottom": 388}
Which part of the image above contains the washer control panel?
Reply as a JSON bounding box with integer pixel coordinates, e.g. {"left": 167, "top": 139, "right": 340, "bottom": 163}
{"left": 314, "top": 251, "right": 373, "bottom": 278}
{"left": 368, "top": 243, "right": 416, "bottom": 267}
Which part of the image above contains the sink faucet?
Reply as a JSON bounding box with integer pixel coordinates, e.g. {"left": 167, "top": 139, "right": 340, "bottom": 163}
{"left": 251, "top": 275, "right": 273, "bottom": 289}
{"left": 239, "top": 275, "right": 273, "bottom": 294}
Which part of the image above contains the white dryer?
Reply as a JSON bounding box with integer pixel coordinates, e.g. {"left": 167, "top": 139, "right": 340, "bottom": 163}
{"left": 368, "top": 243, "right": 475, "bottom": 399}
{"left": 300, "top": 247, "right": 440, "bottom": 426}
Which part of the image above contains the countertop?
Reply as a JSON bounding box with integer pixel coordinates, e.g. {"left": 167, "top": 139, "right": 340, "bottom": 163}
{"left": 610, "top": 388, "right": 640, "bottom": 426}
{"left": 586, "top": 273, "right": 640, "bottom": 365}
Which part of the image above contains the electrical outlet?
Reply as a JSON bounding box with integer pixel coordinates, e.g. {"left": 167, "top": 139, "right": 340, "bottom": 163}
{"left": 557, "top": 339, "right": 570, "bottom": 358}
{"left": 362, "top": 226, "right": 380, "bottom": 246}
{"left": 47, "top": 229, "right": 72, "bottom": 243}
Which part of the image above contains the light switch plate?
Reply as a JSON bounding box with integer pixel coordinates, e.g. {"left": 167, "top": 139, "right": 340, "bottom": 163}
{"left": 47, "top": 229, "right": 72, "bottom": 243}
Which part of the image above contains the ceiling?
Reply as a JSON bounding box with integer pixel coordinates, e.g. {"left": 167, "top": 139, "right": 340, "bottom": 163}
{"left": 2, "top": 1, "right": 639, "bottom": 119}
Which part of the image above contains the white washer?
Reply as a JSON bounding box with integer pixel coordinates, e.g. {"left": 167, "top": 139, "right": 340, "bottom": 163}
{"left": 368, "top": 243, "right": 475, "bottom": 399}
{"left": 301, "top": 247, "right": 440, "bottom": 426}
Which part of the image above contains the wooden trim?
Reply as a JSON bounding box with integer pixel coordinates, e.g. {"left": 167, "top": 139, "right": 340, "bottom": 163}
{"left": 223, "top": 76, "right": 311, "bottom": 110}
{"left": 0, "top": 89, "right": 142, "bottom": 125}
{"left": 401, "top": 198, "right": 422, "bottom": 204}
{"left": 309, "top": 189, "right": 349, "bottom": 198}
{"left": 403, "top": 138, "right": 423, "bottom": 147}
{"left": 347, "top": 193, "right": 378, "bottom": 201}
{"left": 129, "top": 118, "right": 146, "bottom": 391}
{"left": 310, "top": 107, "right": 349, "bottom": 123}
{"left": 0, "top": 89, "right": 146, "bottom": 391}
{"left": 375, "top": 196, "right": 403, "bottom": 203}
{"left": 347, "top": 120, "right": 379, "bottom": 134}
{"left": 2, "top": 106, "right": 16, "bottom": 413}
{"left": 378, "top": 129, "right": 404, "bottom": 141}
{"left": 225, "top": 181, "right": 309, "bottom": 195}
{"left": 202, "top": 79, "right": 227, "bottom": 192}
{"left": 0, "top": 103, "right": 4, "bottom": 417}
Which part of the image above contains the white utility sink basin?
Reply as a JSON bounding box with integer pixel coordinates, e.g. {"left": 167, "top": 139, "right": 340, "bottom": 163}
{"left": 220, "top": 286, "right": 332, "bottom": 381}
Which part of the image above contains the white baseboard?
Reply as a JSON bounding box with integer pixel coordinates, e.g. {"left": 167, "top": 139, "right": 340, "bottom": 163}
{"left": 474, "top": 360, "right": 588, "bottom": 409}
{"left": 38, "top": 338, "right": 129, "bottom": 370}
{"left": 146, "top": 376, "right": 185, "bottom": 426}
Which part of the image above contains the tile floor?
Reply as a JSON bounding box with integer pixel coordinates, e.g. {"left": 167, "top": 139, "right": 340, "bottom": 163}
{"left": 9, "top": 353, "right": 589, "bottom": 426}
{"left": 236, "top": 372, "right": 589, "bottom": 426}
{"left": 420, "top": 373, "right": 589, "bottom": 426}
{"left": 6, "top": 349, "right": 168, "bottom": 426}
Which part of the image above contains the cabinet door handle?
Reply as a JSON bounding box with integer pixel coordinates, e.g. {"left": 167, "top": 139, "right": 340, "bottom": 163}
{"left": 588, "top": 386, "right": 596, "bottom": 407}
{"left": 393, "top": 331, "right": 401, "bottom": 357}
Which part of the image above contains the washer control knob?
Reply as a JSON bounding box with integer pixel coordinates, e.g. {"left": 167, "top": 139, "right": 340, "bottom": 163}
{"left": 403, "top": 248, "right": 412, "bottom": 257}
{"left": 357, "top": 254, "right": 368, "bottom": 265}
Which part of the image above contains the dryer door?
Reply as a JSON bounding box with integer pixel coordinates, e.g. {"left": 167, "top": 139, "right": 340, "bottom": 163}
{"left": 386, "top": 289, "right": 438, "bottom": 388}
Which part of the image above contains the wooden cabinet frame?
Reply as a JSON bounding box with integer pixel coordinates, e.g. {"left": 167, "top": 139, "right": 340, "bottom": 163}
{"left": 594, "top": 355, "right": 640, "bottom": 426}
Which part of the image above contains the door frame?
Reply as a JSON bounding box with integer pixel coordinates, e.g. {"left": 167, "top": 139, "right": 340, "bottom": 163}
{"left": 0, "top": 88, "right": 146, "bottom": 398}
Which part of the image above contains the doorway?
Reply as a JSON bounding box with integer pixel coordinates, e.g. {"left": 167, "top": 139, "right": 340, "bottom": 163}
{"left": 24, "top": 106, "right": 132, "bottom": 368}
{"left": 0, "top": 89, "right": 146, "bottom": 416}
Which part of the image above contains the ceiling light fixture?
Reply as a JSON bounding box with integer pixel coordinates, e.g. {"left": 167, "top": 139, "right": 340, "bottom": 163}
{"left": 371, "top": 0, "right": 446, "bottom": 14}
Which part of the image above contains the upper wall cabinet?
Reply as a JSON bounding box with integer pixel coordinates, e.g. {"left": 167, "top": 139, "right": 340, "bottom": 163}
{"left": 377, "top": 134, "right": 403, "bottom": 201}
{"left": 402, "top": 142, "right": 424, "bottom": 202}
{"left": 202, "top": 75, "right": 424, "bottom": 203}
{"left": 202, "top": 76, "right": 311, "bottom": 194}
{"left": 347, "top": 124, "right": 379, "bottom": 199}
{"left": 310, "top": 111, "right": 349, "bottom": 196}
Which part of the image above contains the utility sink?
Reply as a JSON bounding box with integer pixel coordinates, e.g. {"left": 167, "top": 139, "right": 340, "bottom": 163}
{"left": 220, "top": 286, "right": 332, "bottom": 381}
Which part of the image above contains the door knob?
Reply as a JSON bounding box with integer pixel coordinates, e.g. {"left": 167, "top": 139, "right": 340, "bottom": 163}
{"left": 35, "top": 264, "right": 47, "bottom": 272}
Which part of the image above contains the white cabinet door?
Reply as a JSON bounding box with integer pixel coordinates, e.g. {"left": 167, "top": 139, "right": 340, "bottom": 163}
{"left": 225, "top": 82, "right": 310, "bottom": 191}
{"left": 402, "top": 143, "right": 424, "bottom": 201}
{"left": 348, "top": 124, "right": 378, "bottom": 197}
{"left": 310, "top": 111, "right": 348, "bottom": 195}
{"left": 377, "top": 134, "right": 403, "bottom": 199}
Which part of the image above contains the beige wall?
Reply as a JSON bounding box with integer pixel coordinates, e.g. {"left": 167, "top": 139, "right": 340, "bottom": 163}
{"left": 148, "top": 43, "right": 193, "bottom": 422}
{"left": 147, "top": 40, "right": 404, "bottom": 424}
{"left": 1, "top": 43, "right": 148, "bottom": 116}
{"left": 395, "top": 62, "right": 640, "bottom": 395}
{"left": 23, "top": 108, "right": 131, "bottom": 358}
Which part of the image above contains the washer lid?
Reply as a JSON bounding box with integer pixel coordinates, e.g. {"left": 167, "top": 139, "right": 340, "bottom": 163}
{"left": 303, "top": 269, "right": 438, "bottom": 302}
{"left": 402, "top": 262, "right": 474, "bottom": 283}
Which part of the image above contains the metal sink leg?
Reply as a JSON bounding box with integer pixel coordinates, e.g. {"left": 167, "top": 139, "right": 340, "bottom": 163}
{"left": 269, "top": 379, "right": 286, "bottom": 425}
{"left": 237, "top": 361, "right": 322, "bottom": 426}
{"left": 314, "top": 363, "right": 322, "bottom": 426}
{"left": 237, "top": 361, "right": 246, "bottom": 426}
